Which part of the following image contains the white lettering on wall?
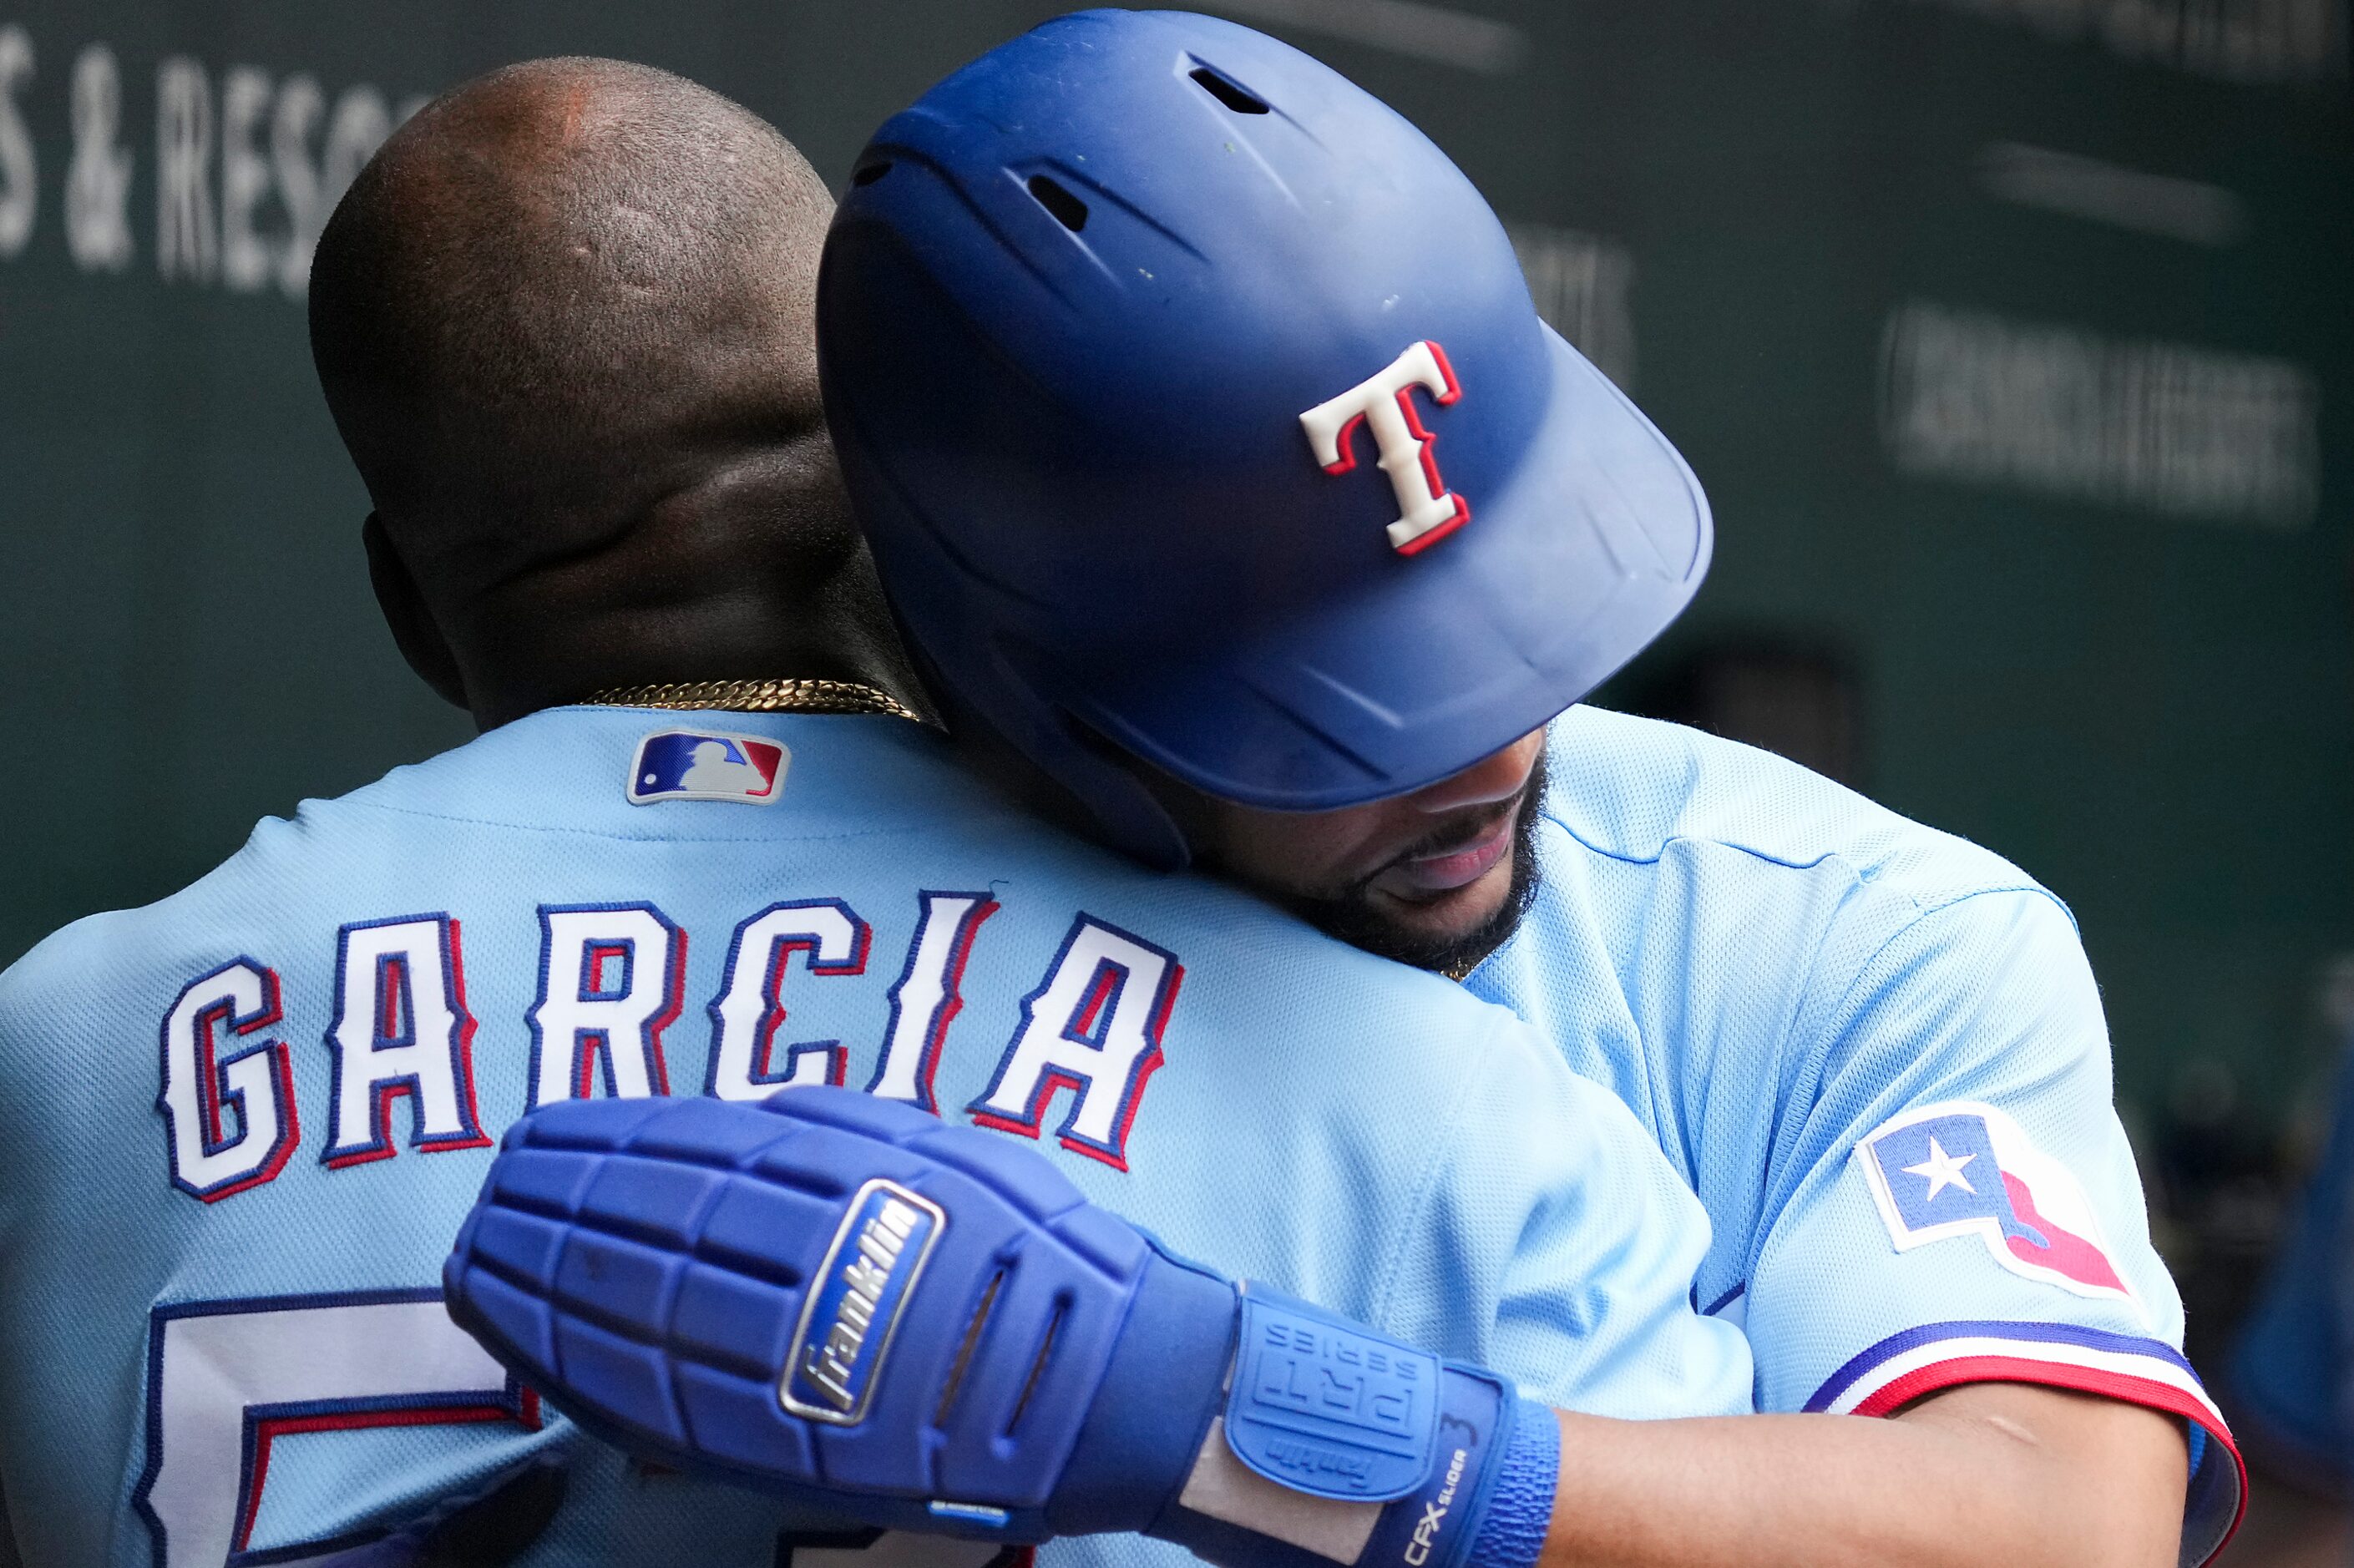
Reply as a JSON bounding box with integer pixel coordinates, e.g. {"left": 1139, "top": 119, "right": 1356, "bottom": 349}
{"left": 1506, "top": 222, "right": 1636, "bottom": 392}
{"left": 1881, "top": 301, "right": 2321, "bottom": 529}
{"left": 66, "top": 44, "right": 134, "bottom": 271}
{"left": 0, "top": 26, "right": 36, "bottom": 259}
{"left": 271, "top": 73, "right": 326, "bottom": 294}
{"left": 156, "top": 56, "right": 217, "bottom": 282}
{"left": 219, "top": 64, "right": 274, "bottom": 291}
{"left": 1869, "top": 0, "right": 2345, "bottom": 84}
{"left": 0, "top": 24, "right": 418, "bottom": 291}
{"left": 1976, "top": 142, "right": 2246, "bottom": 248}
{"left": 321, "top": 85, "right": 393, "bottom": 195}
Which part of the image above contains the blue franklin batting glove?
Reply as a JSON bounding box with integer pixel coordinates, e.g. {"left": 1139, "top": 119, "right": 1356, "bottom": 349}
{"left": 443, "top": 1088, "right": 1558, "bottom": 1568}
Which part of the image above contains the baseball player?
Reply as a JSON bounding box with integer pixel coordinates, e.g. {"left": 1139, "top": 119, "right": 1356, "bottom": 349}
{"left": 483, "top": 13, "right": 2236, "bottom": 1568}
{"left": 0, "top": 58, "right": 1749, "bottom": 1568}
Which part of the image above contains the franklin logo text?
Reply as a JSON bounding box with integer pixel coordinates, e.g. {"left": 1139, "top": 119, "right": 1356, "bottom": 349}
{"left": 782, "top": 1180, "right": 943, "bottom": 1423}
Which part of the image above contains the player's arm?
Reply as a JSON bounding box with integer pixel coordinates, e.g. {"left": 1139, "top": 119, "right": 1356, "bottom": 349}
{"left": 1549, "top": 888, "right": 2222, "bottom": 1568}
{"left": 1407, "top": 1019, "right": 2188, "bottom": 1568}
{"left": 1545, "top": 1380, "right": 2184, "bottom": 1568}
{"left": 443, "top": 1066, "right": 2183, "bottom": 1568}
{"left": 444, "top": 1085, "right": 1698, "bottom": 1568}
{"left": 449, "top": 1088, "right": 2170, "bottom": 1568}
{"left": 1441, "top": 983, "right": 2192, "bottom": 1568}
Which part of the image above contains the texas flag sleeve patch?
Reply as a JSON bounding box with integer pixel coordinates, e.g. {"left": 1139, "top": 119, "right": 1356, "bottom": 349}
{"left": 627, "top": 730, "right": 788, "bottom": 806}
{"left": 1845, "top": 1101, "right": 2245, "bottom": 1565}
{"left": 1853, "top": 1100, "right": 2132, "bottom": 1303}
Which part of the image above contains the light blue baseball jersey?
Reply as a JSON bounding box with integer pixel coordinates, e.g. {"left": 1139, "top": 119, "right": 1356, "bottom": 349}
{"left": 1465, "top": 707, "right": 2242, "bottom": 1565}
{"left": 0, "top": 706, "right": 1750, "bottom": 1568}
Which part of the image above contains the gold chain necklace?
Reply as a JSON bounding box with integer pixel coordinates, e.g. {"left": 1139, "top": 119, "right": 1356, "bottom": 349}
{"left": 587, "top": 676, "right": 921, "bottom": 723}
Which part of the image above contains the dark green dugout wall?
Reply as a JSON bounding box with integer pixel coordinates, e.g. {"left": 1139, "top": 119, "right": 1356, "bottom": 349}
{"left": 1, "top": 0, "right": 2347, "bottom": 1134}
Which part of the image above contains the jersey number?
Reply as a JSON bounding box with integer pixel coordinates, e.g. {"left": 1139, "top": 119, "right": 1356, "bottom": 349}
{"left": 131, "top": 1289, "right": 538, "bottom": 1568}
{"left": 129, "top": 1292, "right": 1035, "bottom": 1568}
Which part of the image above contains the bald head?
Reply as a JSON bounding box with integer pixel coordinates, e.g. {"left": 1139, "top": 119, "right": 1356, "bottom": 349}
{"left": 311, "top": 58, "right": 919, "bottom": 725}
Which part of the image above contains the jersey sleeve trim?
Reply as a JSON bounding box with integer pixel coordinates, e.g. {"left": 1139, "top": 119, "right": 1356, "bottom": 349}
{"left": 1805, "top": 1320, "right": 2243, "bottom": 1568}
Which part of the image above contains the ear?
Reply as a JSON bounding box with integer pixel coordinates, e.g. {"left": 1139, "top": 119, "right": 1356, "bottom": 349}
{"left": 363, "top": 513, "right": 472, "bottom": 713}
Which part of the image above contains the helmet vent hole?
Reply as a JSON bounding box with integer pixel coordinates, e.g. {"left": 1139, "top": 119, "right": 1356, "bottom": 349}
{"left": 1189, "top": 66, "right": 1268, "bottom": 114}
{"left": 1026, "top": 175, "right": 1090, "bottom": 232}
{"left": 852, "top": 160, "right": 894, "bottom": 187}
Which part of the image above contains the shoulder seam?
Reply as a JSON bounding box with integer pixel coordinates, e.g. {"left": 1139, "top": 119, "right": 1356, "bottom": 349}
{"left": 1815, "top": 885, "right": 2083, "bottom": 1016}
{"left": 1365, "top": 1004, "right": 1510, "bottom": 1335}
{"left": 1541, "top": 807, "right": 1860, "bottom": 879}
{"left": 1774, "top": 882, "right": 2083, "bottom": 1091}
{"left": 1536, "top": 814, "right": 2058, "bottom": 923}
{"left": 1748, "top": 882, "right": 2085, "bottom": 1278}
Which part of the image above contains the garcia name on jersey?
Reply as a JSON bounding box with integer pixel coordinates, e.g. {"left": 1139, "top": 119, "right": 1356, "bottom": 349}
{"left": 165, "top": 888, "right": 1182, "bottom": 1205}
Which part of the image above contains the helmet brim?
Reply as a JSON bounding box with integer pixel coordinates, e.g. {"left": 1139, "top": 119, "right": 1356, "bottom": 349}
{"left": 1066, "top": 326, "right": 1714, "bottom": 812}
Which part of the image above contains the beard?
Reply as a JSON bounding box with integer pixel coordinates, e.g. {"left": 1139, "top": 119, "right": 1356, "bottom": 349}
{"left": 1279, "top": 749, "right": 1547, "bottom": 978}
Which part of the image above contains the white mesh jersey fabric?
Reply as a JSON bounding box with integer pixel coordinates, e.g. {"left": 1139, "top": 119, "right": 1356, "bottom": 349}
{"left": 0, "top": 706, "right": 1747, "bottom": 1568}
{"left": 1466, "top": 707, "right": 2240, "bottom": 1565}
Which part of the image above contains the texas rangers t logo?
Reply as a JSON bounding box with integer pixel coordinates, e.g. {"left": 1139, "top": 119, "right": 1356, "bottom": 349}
{"left": 1855, "top": 1100, "right": 2135, "bottom": 1305}
{"left": 1298, "top": 340, "right": 1470, "bottom": 555}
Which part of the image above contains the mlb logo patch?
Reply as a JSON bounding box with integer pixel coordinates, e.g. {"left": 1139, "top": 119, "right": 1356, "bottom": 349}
{"left": 1855, "top": 1100, "right": 2135, "bottom": 1305}
{"left": 627, "top": 729, "right": 788, "bottom": 806}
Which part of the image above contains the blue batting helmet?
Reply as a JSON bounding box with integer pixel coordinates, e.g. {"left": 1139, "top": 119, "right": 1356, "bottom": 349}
{"left": 820, "top": 8, "right": 1710, "bottom": 866}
